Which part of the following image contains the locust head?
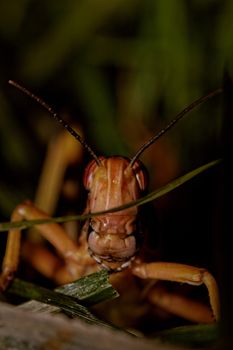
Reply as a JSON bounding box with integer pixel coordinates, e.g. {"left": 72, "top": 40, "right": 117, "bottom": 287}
{"left": 83, "top": 156, "right": 147, "bottom": 271}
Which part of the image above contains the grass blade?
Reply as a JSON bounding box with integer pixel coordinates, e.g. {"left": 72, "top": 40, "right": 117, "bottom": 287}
{"left": 155, "top": 323, "right": 218, "bottom": 347}
{"left": 5, "top": 270, "right": 118, "bottom": 328}
{"left": 56, "top": 269, "right": 118, "bottom": 306}
{"left": 0, "top": 159, "right": 221, "bottom": 232}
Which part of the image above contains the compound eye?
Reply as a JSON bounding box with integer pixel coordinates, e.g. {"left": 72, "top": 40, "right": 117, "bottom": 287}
{"left": 83, "top": 156, "right": 105, "bottom": 190}
{"left": 132, "top": 160, "right": 148, "bottom": 191}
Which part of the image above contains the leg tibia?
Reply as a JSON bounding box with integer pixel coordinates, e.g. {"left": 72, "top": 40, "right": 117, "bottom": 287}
{"left": 132, "top": 261, "right": 220, "bottom": 321}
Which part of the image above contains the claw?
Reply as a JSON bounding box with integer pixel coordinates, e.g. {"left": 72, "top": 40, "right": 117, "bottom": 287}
{"left": 0, "top": 267, "right": 14, "bottom": 291}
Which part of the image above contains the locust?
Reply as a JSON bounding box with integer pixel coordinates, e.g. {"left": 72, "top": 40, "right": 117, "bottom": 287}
{"left": 0, "top": 81, "right": 221, "bottom": 327}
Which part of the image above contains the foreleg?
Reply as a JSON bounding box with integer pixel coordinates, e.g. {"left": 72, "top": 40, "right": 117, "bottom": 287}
{"left": 132, "top": 261, "right": 220, "bottom": 321}
{"left": 0, "top": 201, "right": 95, "bottom": 290}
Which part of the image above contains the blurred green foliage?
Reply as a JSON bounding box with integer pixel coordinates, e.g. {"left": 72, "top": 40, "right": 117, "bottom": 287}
{"left": 0, "top": 0, "right": 231, "bottom": 218}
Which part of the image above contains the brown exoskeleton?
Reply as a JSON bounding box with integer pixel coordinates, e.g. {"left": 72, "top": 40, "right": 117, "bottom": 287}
{"left": 0, "top": 81, "right": 221, "bottom": 328}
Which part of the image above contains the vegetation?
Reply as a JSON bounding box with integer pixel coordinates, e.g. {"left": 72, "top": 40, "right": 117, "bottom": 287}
{"left": 0, "top": 1, "right": 232, "bottom": 348}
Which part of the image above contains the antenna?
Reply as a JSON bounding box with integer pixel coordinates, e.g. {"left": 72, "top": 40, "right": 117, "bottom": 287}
{"left": 8, "top": 80, "right": 101, "bottom": 166}
{"left": 129, "top": 88, "right": 222, "bottom": 167}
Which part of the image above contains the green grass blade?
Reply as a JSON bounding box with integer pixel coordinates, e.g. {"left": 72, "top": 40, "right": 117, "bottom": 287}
{"left": 6, "top": 270, "right": 118, "bottom": 327}
{"left": 155, "top": 323, "right": 218, "bottom": 348}
{"left": 131, "top": 158, "right": 221, "bottom": 207}
{"left": 0, "top": 159, "right": 221, "bottom": 232}
{"left": 56, "top": 269, "right": 118, "bottom": 306}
